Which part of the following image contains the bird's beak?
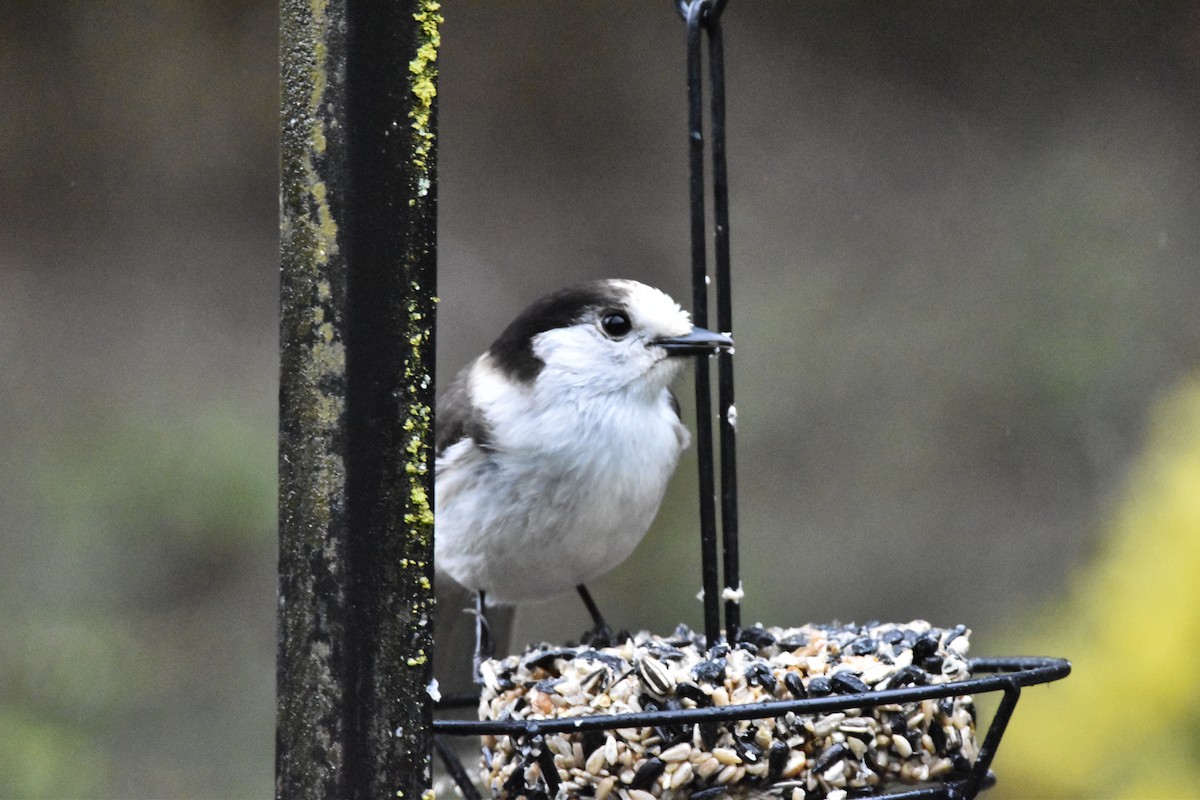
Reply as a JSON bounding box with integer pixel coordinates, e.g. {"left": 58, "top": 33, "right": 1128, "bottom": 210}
{"left": 656, "top": 326, "right": 734, "bottom": 357}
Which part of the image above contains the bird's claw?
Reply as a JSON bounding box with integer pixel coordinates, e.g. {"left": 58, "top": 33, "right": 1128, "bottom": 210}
{"left": 580, "top": 622, "right": 616, "bottom": 648}
{"left": 469, "top": 593, "right": 494, "bottom": 685}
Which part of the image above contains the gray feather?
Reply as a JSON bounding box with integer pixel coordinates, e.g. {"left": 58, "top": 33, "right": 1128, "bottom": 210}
{"left": 435, "top": 364, "right": 492, "bottom": 457}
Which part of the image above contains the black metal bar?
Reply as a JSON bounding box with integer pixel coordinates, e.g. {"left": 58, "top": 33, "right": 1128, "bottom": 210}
{"left": 277, "top": 0, "right": 440, "bottom": 797}
{"left": 434, "top": 657, "right": 1071, "bottom": 736}
{"left": 433, "top": 735, "right": 483, "bottom": 800}
{"left": 965, "top": 679, "right": 1021, "bottom": 797}
{"left": 685, "top": 0, "right": 722, "bottom": 648}
{"left": 707, "top": 8, "right": 740, "bottom": 639}
{"left": 863, "top": 782, "right": 983, "bottom": 800}
{"left": 576, "top": 584, "right": 607, "bottom": 631}
{"left": 969, "top": 656, "right": 1073, "bottom": 677}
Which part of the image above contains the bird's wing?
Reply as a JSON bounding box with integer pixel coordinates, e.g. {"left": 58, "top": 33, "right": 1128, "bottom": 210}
{"left": 433, "top": 363, "right": 512, "bottom": 695}
{"left": 666, "top": 386, "right": 682, "bottom": 421}
{"left": 664, "top": 387, "right": 691, "bottom": 451}
{"left": 435, "top": 363, "right": 493, "bottom": 457}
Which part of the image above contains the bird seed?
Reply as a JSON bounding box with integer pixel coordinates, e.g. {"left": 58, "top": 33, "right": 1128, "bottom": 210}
{"left": 478, "top": 621, "right": 977, "bottom": 799}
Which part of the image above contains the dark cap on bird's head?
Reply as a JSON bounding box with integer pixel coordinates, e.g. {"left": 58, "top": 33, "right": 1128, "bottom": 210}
{"left": 487, "top": 279, "right": 733, "bottom": 385}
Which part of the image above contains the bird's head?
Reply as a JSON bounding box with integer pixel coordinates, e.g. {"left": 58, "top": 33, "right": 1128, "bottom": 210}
{"left": 486, "top": 279, "right": 733, "bottom": 397}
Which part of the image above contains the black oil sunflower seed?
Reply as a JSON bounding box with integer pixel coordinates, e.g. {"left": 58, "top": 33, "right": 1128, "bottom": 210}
{"left": 523, "top": 648, "right": 576, "bottom": 671}
{"left": 830, "top": 672, "right": 870, "bottom": 694}
{"left": 630, "top": 757, "right": 666, "bottom": 790}
{"left": 811, "top": 742, "right": 849, "bottom": 775}
{"left": 767, "top": 740, "right": 790, "bottom": 781}
{"left": 737, "top": 625, "right": 777, "bottom": 649}
{"left": 890, "top": 665, "right": 929, "bottom": 687}
{"left": 691, "top": 657, "right": 727, "bottom": 685}
{"left": 777, "top": 633, "right": 809, "bottom": 650}
{"left": 675, "top": 681, "right": 710, "bottom": 706}
{"left": 744, "top": 661, "right": 777, "bottom": 693}
{"left": 847, "top": 636, "right": 877, "bottom": 656}
{"left": 912, "top": 633, "right": 939, "bottom": 662}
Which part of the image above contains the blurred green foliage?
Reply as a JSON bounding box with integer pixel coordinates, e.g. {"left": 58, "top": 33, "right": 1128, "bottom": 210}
{"left": 994, "top": 376, "right": 1200, "bottom": 799}
{"left": 0, "top": 710, "right": 107, "bottom": 798}
{"left": 0, "top": 405, "right": 275, "bottom": 798}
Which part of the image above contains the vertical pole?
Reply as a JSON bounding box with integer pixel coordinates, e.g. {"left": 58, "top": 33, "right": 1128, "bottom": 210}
{"left": 685, "top": 0, "right": 722, "bottom": 649}
{"left": 277, "top": 1, "right": 441, "bottom": 798}
{"left": 707, "top": 15, "right": 740, "bottom": 639}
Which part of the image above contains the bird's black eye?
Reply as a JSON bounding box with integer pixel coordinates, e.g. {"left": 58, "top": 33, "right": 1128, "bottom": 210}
{"left": 600, "top": 311, "right": 633, "bottom": 339}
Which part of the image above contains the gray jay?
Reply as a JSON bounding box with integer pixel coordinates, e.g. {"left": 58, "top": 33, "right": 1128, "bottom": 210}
{"left": 434, "top": 279, "right": 732, "bottom": 668}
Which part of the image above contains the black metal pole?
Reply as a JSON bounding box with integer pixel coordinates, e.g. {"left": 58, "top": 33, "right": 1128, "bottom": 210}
{"left": 707, "top": 11, "right": 740, "bottom": 639}
{"left": 277, "top": 1, "right": 441, "bottom": 798}
{"left": 685, "top": 0, "right": 722, "bottom": 649}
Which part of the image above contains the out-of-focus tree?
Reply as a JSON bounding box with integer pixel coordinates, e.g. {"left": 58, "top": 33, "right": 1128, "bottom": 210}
{"left": 994, "top": 376, "right": 1200, "bottom": 799}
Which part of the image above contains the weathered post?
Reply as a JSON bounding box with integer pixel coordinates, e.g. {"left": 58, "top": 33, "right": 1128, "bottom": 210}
{"left": 277, "top": 1, "right": 441, "bottom": 798}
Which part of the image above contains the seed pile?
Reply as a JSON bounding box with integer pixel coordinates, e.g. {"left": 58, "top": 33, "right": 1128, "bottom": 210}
{"left": 478, "top": 621, "right": 978, "bottom": 799}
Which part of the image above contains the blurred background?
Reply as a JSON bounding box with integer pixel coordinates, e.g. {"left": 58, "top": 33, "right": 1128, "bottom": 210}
{"left": 3, "top": 1, "right": 1198, "bottom": 797}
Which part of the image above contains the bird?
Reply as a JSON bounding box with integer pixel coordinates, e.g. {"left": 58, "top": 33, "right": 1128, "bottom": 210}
{"left": 434, "top": 278, "right": 733, "bottom": 673}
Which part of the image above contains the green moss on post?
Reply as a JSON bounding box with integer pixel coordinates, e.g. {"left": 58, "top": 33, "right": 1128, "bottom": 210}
{"left": 277, "top": 1, "right": 440, "bottom": 798}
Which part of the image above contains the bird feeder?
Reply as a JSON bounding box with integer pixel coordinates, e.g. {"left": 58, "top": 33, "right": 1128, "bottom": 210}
{"left": 432, "top": 3, "right": 1070, "bottom": 798}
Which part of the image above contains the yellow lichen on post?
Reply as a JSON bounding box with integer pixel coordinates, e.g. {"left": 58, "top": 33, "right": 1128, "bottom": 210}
{"left": 402, "top": 290, "right": 435, "bottom": 545}
{"left": 408, "top": 1, "right": 442, "bottom": 200}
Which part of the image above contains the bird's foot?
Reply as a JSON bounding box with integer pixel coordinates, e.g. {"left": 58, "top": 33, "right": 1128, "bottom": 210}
{"left": 470, "top": 591, "right": 493, "bottom": 686}
{"left": 579, "top": 621, "right": 616, "bottom": 648}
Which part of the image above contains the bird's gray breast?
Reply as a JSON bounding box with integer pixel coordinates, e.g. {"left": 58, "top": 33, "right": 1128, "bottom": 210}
{"left": 435, "top": 383, "right": 686, "bottom": 602}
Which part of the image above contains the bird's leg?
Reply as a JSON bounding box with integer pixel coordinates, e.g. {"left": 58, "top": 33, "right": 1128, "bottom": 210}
{"left": 472, "top": 590, "right": 493, "bottom": 684}
{"left": 577, "top": 584, "right": 615, "bottom": 647}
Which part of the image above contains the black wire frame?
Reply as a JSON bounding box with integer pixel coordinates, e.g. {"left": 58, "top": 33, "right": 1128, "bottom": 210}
{"left": 681, "top": 0, "right": 739, "bottom": 647}
{"left": 431, "top": 3, "right": 1073, "bottom": 797}
{"left": 433, "top": 656, "right": 1072, "bottom": 799}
